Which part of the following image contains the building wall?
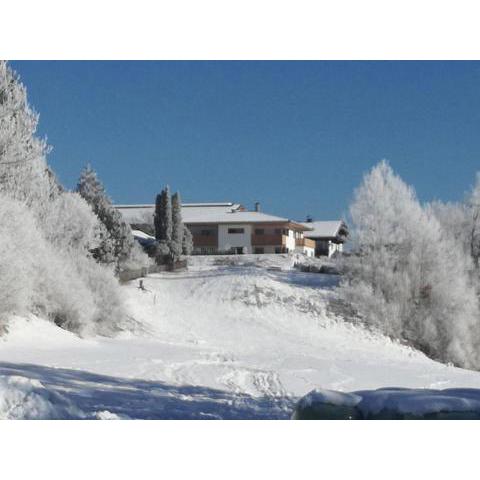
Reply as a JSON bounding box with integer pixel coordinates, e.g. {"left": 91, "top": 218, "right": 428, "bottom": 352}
{"left": 218, "top": 224, "right": 253, "bottom": 253}
{"left": 285, "top": 229, "right": 296, "bottom": 252}
{"left": 314, "top": 239, "right": 343, "bottom": 257}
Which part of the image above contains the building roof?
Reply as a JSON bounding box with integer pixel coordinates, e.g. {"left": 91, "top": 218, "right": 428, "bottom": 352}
{"left": 184, "top": 210, "right": 309, "bottom": 229}
{"left": 115, "top": 202, "right": 309, "bottom": 230}
{"left": 301, "top": 220, "right": 348, "bottom": 240}
{"left": 115, "top": 202, "right": 244, "bottom": 225}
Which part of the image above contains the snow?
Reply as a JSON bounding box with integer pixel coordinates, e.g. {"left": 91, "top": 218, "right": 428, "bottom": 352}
{"left": 116, "top": 202, "right": 244, "bottom": 225}
{"left": 3, "top": 255, "right": 480, "bottom": 419}
{"left": 301, "top": 220, "right": 344, "bottom": 238}
{"left": 294, "top": 387, "right": 480, "bottom": 419}
{"left": 132, "top": 229, "right": 155, "bottom": 241}
{"left": 0, "top": 374, "right": 86, "bottom": 419}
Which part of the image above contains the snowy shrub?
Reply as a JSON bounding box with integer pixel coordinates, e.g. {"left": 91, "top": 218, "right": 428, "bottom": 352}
{"left": 42, "top": 191, "right": 103, "bottom": 254}
{"left": 120, "top": 240, "right": 153, "bottom": 271}
{"left": 73, "top": 255, "right": 130, "bottom": 336}
{"left": 340, "top": 161, "right": 480, "bottom": 369}
{"left": 0, "top": 198, "right": 40, "bottom": 324}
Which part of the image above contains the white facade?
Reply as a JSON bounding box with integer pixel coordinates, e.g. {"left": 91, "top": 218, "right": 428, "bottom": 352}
{"left": 285, "top": 229, "right": 296, "bottom": 251}
{"left": 218, "top": 224, "right": 253, "bottom": 254}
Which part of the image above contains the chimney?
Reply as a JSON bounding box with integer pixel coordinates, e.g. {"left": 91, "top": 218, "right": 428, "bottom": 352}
{"left": 254, "top": 202, "right": 260, "bottom": 212}
{"left": 306, "top": 215, "right": 313, "bottom": 223}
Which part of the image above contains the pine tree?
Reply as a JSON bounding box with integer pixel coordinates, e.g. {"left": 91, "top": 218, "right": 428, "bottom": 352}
{"left": 182, "top": 225, "right": 193, "bottom": 255}
{"left": 154, "top": 185, "right": 172, "bottom": 242}
{"left": 171, "top": 192, "right": 184, "bottom": 261}
{"left": 154, "top": 185, "right": 173, "bottom": 262}
{"left": 76, "top": 165, "right": 133, "bottom": 266}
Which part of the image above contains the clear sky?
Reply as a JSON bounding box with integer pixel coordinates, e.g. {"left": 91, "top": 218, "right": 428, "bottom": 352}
{"left": 11, "top": 61, "right": 480, "bottom": 221}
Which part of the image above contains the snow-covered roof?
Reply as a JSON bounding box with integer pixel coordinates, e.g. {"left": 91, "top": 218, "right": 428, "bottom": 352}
{"left": 132, "top": 229, "right": 155, "bottom": 241}
{"left": 115, "top": 203, "right": 308, "bottom": 229}
{"left": 115, "top": 202, "right": 244, "bottom": 225}
{"left": 183, "top": 210, "right": 305, "bottom": 226}
{"left": 301, "top": 220, "right": 347, "bottom": 239}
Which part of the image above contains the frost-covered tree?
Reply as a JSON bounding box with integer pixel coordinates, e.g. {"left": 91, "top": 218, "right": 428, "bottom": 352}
{"left": 340, "top": 161, "right": 480, "bottom": 368}
{"left": 0, "top": 61, "right": 58, "bottom": 219}
{"left": 182, "top": 225, "right": 193, "bottom": 256}
{"left": 76, "top": 165, "right": 133, "bottom": 266}
{"left": 171, "top": 192, "right": 184, "bottom": 261}
{"left": 465, "top": 173, "right": 480, "bottom": 270}
{"left": 154, "top": 186, "right": 173, "bottom": 261}
{"left": 430, "top": 174, "right": 480, "bottom": 275}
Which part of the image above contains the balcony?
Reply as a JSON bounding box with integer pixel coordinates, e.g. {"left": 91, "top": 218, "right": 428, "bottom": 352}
{"left": 192, "top": 234, "right": 217, "bottom": 247}
{"left": 296, "top": 237, "right": 316, "bottom": 249}
{"left": 251, "top": 234, "right": 287, "bottom": 246}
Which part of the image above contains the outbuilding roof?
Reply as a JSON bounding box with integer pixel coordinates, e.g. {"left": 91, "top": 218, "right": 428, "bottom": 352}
{"left": 301, "top": 220, "right": 348, "bottom": 240}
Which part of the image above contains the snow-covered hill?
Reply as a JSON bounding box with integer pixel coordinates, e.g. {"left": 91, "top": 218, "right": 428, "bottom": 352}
{"left": 2, "top": 254, "right": 480, "bottom": 419}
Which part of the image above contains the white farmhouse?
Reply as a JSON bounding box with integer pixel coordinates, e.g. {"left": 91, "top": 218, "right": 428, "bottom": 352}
{"left": 116, "top": 202, "right": 316, "bottom": 256}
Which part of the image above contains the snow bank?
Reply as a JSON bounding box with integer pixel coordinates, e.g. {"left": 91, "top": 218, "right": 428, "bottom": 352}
{"left": 293, "top": 387, "right": 480, "bottom": 419}
{"left": 0, "top": 375, "right": 85, "bottom": 419}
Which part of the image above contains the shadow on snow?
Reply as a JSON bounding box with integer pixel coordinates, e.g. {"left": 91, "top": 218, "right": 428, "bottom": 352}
{"left": 0, "top": 362, "right": 294, "bottom": 420}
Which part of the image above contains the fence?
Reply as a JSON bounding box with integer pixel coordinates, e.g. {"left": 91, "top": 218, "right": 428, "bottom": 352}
{"left": 118, "top": 259, "right": 188, "bottom": 283}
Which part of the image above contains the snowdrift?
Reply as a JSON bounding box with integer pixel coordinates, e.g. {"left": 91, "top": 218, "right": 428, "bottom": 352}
{"left": 0, "top": 375, "right": 85, "bottom": 420}
{"left": 293, "top": 387, "right": 480, "bottom": 419}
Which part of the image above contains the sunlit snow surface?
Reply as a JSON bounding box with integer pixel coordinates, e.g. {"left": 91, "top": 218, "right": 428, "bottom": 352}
{"left": 2, "top": 255, "right": 480, "bottom": 419}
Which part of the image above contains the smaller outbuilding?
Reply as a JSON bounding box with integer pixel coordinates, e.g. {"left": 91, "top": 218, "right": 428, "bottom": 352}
{"left": 300, "top": 219, "right": 349, "bottom": 257}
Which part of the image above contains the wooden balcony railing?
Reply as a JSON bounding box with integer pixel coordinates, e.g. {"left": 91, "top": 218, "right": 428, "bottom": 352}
{"left": 296, "top": 237, "right": 316, "bottom": 249}
{"left": 251, "top": 234, "right": 287, "bottom": 246}
{"left": 192, "top": 234, "right": 217, "bottom": 247}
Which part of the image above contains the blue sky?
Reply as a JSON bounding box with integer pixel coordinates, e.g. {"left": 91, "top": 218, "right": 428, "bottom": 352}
{"left": 11, "top": 61, "right": 480, "bottom": 221}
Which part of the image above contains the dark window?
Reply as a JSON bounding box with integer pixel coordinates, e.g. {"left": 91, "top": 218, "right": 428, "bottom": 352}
{"left": 254, "top": 247, "right": 265, "bottom": 254}
{"left": 275, "top": 247, "right": 282, "bottom": 254}
{"left": 274, "top": 228, "right": 281, "bottom": 235}
{"left": 228, "top": 228, "right": 244, "bottom": 234}
{"left": 254, "top": 229, "right": 265, "bottom": 235}
{"left": 201, "top": 230, "right": 212, "bottom": 236}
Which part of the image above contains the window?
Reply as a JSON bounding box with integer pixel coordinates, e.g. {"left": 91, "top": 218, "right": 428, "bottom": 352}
{"left": 275, "top": 247, "right": 282, "bottom": 254}
{"left": 254, "top": 229, "right": 265, "bottom": 235}
{"left": 254, "top": 247, "right": 264, "bottom": 254}
{"left": 201, "top": 229, "right": 213, "bottom": 236}
{"left": 275, "top": 228, "right": 288, "bottom": 235}
{"left": 228, "top": 228, "right": 244, "bottom": 234}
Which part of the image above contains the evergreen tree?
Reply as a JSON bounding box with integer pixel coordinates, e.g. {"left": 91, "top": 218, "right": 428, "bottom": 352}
{"left": 171, "top": 191, "right": 184, "bottom": 261}
{"left": 182, "top": 225, "right": 193, "bottom": 256}
{"left": 154, "top": 185, "right": 172, "bottom": 242}
{"left": 76, "top": 165, "right": 133, "bottom": 266}
{"left": 154, "top": 185, "right": 172, "bottom": 262}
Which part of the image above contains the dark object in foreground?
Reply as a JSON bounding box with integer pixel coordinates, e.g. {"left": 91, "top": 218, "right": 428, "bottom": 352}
{"left": 293, "top": 387, "right": 480, "bottom": 420}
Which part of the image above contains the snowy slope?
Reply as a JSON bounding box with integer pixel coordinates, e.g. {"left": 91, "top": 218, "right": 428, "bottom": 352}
{"left": 2, "top": 255, "right": 480, "bottom": 419}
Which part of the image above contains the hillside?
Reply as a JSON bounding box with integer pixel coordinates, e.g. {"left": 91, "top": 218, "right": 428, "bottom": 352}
{"left": 2, "top": 254, "right": 480, "bottom": 419}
